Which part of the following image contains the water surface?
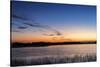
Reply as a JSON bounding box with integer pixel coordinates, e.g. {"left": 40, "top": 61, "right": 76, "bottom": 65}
{"left": 12, "top": 44, "right": 96, "bottom": 59}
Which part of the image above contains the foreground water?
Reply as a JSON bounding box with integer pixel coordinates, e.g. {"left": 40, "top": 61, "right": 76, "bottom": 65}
{"left": 12, "top": 44, "right": 96, "bottom": 59}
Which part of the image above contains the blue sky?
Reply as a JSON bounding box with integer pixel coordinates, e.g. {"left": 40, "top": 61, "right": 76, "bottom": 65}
{"left": 11, "top": 1, "right": 96, "bottom": 42}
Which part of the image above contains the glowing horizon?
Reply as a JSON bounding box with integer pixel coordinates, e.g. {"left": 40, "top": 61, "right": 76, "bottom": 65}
{"left": 12, "top": 31, "right": 96, "bottom": 43}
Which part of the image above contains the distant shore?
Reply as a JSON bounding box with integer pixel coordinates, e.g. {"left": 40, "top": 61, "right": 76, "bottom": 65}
{"left": 11, "top": 41, "right": 96, "bottom": 48}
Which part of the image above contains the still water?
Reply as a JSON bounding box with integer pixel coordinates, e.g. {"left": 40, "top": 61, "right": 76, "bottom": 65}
{"left": 12, "top": 44, "right": 96, "bottom": 59}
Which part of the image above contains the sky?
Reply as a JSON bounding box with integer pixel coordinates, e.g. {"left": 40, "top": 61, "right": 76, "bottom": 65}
{"left": 11, "top": 1, "right": 96, "bottom": 43}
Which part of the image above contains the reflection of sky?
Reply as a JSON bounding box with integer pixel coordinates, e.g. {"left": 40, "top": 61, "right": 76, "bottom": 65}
{"left": 11, "top": 1, "right": 96, "bottom": 42}
{"left": 12, "top": 44, "right": 96, "bottom": 57}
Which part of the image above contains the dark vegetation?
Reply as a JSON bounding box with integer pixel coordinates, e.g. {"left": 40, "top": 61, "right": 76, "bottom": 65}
{"left": 11, "top": 54, "right": 96, "bottom": 66}
{"left": 11, "top": 41, "right": 96, "bottom": 48}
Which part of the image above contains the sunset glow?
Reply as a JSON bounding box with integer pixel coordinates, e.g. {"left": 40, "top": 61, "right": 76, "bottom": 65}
{"left": 11, "top": 1, "right": 96, "bottom": 43}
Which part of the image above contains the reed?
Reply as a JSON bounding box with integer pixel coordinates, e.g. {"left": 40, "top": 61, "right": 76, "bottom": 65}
{"left": 11, "top": 54, "right": 96, "bottom": 66}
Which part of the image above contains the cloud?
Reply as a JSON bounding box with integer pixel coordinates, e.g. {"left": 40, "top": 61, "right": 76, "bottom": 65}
{"left": 11, "top": 22, "right": 18, "bottom": 26}
{"left": 23, "top": 23, "right": 62, "bottom": 36}
{"left": 13, "top": 15, "right": 29, "bottom": 21}
{"left": 53, "top": 30, "right": 62, "bottom": 36}
{"left": 18, "top": 26, "right": 28, "bottom": 29}
{"left": 43, "top": 34, "right": 55, "bottom": 36}
{"left": 52, "top": 36, "right": 72, "bottom": 41}
{"left": 12, "top": 30, "right": 21, "bottom": 32}
{"left": 52, "top": 37, "right": 57, "bottom": 40}
{"left": 23, "top": 22, "right": 45, "bottom": 28}
{"left": 12, "top": 14, "right": 63, "bottom": 36}
{"left": 60, "top": 37, "right": 72, "bottom": 41}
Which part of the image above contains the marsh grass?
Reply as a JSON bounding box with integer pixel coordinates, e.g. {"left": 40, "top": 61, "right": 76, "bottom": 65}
{"left": 11, "top": 54, "right": 96, "bottom": 66}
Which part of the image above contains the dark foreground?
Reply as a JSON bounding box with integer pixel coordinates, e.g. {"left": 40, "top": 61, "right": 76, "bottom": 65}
{"left": 12, "top": 41, "right": 96, "bottom": 48}
{"left": 11, "top": 55, "right": 96, "bottom": 66}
